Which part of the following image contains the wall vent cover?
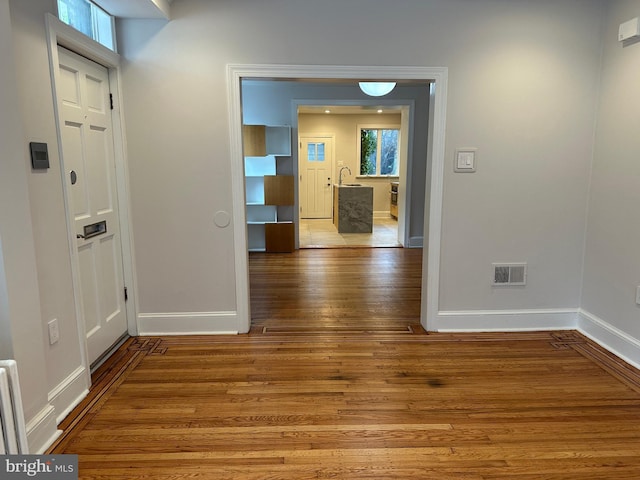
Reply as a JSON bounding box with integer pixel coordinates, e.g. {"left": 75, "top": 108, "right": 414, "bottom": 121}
{"left": 492, "top": 263, "right": 527, "bottom": 286}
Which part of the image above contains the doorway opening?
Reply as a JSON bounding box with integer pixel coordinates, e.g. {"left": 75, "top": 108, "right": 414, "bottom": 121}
{"left": 228, "top": 65, "right": 448, "bottom": 334}
{"left": 297, "top": 105, "right": 407, "bottom": 249}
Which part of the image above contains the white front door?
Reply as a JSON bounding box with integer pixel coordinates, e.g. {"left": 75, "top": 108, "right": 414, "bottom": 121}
{"left": 299, "top": 136, "right": 334, "bottom": 219}
{"left": 57, "top": 47, "right": 127, "bottom": 366}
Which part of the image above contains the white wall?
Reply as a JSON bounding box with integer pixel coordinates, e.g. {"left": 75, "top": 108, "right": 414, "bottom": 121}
{"left": 299, "top": 112, "right": 402, "bottom": 215}
{"left": 580, "top": 0, "right": 640, "bottom": 363}
{"left": 118, "top": 0, "right": 603, "bottom": 330}
{"left": 1, "top": 0, "right": 59, "bottom": 453}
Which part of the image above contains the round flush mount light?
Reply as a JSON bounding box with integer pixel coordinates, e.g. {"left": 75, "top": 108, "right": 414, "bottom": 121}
{"left": 358, "top": 82, "right": 396, "bottom": 97}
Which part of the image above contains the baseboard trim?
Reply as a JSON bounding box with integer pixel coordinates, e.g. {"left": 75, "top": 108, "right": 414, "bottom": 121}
{"left": 138, "top": 311, "right": 239, "bottom": 335}
{"left": 434, "top": 308, "right": 578, "bottom": 332}
{"left": 48, "top": 366, "right": 89, "bottom": 425}
{"left": 26, "top": 404, "right": 60, "bottom": 454}
{"left": 373, "top": 211, "right": 391, "bottom": 218}
{"left": 408, "top": 236, "right": 423, "bottom": 248}
{"left": 577, "top": 309, "right": 640, "bottom": 370}
{"left": 434, "top": 308, "right": 640, "bottom": 370}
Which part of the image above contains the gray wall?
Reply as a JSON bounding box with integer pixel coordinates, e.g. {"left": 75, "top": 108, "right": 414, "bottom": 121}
{"left": 118, "top": 0, "right": 603, "bottom": 321}
{"left": 9, "top": 0, "right": 85, "bottom": 417}
{"left": 2, "top": 0, "right": 58, "bottom": 452}
{"left": 582, "top": 0, "right": 640, "bottom": 338}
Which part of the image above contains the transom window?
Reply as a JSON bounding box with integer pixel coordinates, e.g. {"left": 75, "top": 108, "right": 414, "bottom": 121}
{"left": 359, "top": 126, "right": 400, "bottom": 176}
{"left": 57, "top": 0, "right": 115, "bottom": 51}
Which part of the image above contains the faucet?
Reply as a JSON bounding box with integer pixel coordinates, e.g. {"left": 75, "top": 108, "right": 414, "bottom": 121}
{"left": 339, "top": 166, "right": 352, "bottom": 185}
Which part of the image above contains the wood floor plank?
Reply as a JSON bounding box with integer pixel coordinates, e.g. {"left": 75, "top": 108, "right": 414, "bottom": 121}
{"left": 49, "top": 249, "right": 640, "bottom": 479}
{"left": 52, "top": 334, "right": 640, "bottom": 479}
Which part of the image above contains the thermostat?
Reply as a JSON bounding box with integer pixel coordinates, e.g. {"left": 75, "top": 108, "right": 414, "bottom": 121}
{"left": 29, "top": 142, "right": 50, "bottom": 170}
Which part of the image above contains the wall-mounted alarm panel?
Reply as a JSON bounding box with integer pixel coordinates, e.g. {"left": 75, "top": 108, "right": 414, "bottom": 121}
{"left": 29, "top": 142, "right": 50, "bottom": 170}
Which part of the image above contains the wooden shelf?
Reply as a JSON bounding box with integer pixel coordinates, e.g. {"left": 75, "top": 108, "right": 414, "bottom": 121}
{"left": 243, "top": 125, "right": 266, "bottom": 156}
{"left": 244, "top": 124, "right": 293, "bottom": 253}
{"left": 243, "top": 125, "right": 291, "bottom": 156}
{"left": 264, "top": 175, "right": 294, "bottom": 206}
{"left": 265, "top": 222, "right": 295, "bottom": 253}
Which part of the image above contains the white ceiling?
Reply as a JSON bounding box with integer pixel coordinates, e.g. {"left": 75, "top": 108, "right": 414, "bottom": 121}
{"left": 93, "top": 0, "right": 172, "bottom": 19}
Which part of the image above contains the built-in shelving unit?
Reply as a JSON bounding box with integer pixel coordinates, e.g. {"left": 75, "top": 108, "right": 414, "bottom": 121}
{"left": 243, "top": 125, "right": 294, "bottom": 253}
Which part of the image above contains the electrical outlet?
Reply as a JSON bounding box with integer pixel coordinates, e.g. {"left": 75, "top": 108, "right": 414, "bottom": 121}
{"left": 636, "top": 286, "right": 640, "bottom": 305}
{"left": 48, "top": 318, "right": 60, "bottom": 345}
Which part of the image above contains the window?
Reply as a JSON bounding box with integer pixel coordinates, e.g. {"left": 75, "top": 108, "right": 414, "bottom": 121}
{"left": 359, "top": 127, "right": 400, "bottom": 176}
{"left": 307, "top": 142, "right": 325, "bottom": 162}
{"left": 57, "top": 0, "right": 115, "bottom": 51}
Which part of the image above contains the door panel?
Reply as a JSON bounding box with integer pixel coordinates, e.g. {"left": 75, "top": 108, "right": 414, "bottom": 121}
{"left": 88, "top": 125, "right": 113, "bottom": 212}
{"left": 59, "top": 65, "right": 81, "bottom": 106}
{"left": 85, "top": 74, "right": 106, "bottom": 111}
{"left": 99, "top": 236, "right": 120, "bottom": 321}
{"left": 300, "top": 137, "right": 333, "bottom": 219}
{"left": 64, "top": 123, "right": 91, "bottom": 219}
{"left": 58, "top": 47, "right": 127, "bottom": 365}
{"left": 78, "top": 243, "right": 99, "bottom": 336}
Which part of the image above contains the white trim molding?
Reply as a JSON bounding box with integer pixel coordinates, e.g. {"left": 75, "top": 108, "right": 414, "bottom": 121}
{"left": 434, "top": 309, "right": 579, "bottom": 332}
{"left": 26, "top": 405, "right": 60, "bottom": 454}
{"left": 138, "top": 311, "right": 240, "bottom": 336}
{"left": 578, "top": 309, "right": 640, "bottom": 370}
{"left": 48, "top": 366, "right": 89, "bottom": 425}
{"left": 227, "top": 64, "right": 448, "bottom": 334}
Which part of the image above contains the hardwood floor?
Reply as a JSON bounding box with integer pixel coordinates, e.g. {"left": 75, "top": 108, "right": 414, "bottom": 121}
{"left": 48, "top": 249, "right": 640, "bottom": 479}
{"left": 249, "top": 248, "right": 425, "bottom": 334}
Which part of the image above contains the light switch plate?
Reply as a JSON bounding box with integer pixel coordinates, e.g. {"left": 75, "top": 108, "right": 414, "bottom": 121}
{"left": 48, "top": 318, "right": 59, "bottom": 345}
{"left": 454, "top": 148, "right": 477, "bottom": 173}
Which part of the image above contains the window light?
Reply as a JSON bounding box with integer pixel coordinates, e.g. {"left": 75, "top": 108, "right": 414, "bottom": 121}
{"left": 57, "top": 0, "right": 115, "bottom": 51}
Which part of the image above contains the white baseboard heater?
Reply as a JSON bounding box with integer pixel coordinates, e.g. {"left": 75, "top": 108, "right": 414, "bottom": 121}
{"left": 0, "top": 360, "right": 29, "bottom": 454}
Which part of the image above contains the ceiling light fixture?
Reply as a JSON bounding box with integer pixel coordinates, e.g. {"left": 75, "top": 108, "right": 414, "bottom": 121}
{"left": 359, "top": 82, "right": 396, "bottom": 97}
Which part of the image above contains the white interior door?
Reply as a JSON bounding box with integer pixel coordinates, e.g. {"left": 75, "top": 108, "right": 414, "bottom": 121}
{"left": 299, "top": 136, "right": 334, "bottom": 219}
{"left": 58, "top": 47, "right": 127, "bottom": 366}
